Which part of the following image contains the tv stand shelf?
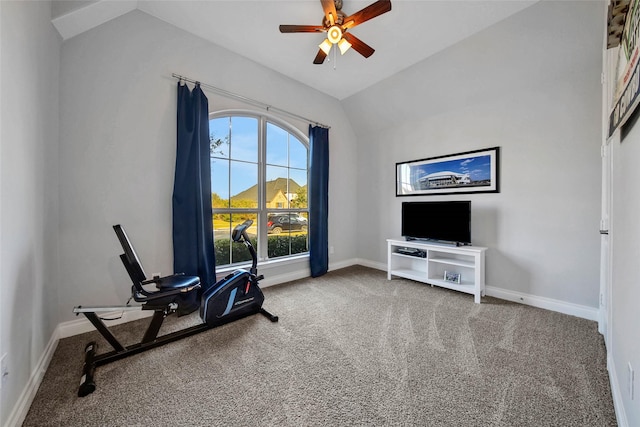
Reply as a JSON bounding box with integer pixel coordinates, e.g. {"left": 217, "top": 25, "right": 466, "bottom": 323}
{"left": 387, "top": 238, "right": 487, "bottom": 303}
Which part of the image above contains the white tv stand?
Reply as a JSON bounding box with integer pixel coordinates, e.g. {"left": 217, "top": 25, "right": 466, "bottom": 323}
{"left": 387, "top": 238, "right": 487, "bottom": 303}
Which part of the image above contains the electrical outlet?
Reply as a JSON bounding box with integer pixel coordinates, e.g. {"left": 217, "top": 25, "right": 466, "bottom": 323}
{"left": 152, "top": 272, "right": 161, "bottom": 279}
{"left": 629, "top": 362, "right": 635, "bottom": 400}
{"left": 329, "top": 246, "right": 334, "bottom": 254}
{"left": 1, "top": 353, "right": 8, "bottom": 390}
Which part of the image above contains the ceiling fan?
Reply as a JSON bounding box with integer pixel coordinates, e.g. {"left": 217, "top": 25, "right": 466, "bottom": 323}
{"left": 279, "top": 0, "right": 392, "bottom": 64}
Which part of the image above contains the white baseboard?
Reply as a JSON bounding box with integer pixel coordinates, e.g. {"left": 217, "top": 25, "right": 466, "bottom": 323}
{"left": 58, "top": 309, "right": 154, "bottom": 339}
{"left": 608, "top": 353, "right": 629, "bottom": 427}
{"left": 329, "top": 258, "right": 361, "bottom": 271}
{"left": 259, "top": 268, "right": 310, "bottom": 288}
{"left": 60, "top": 259, "right": 362, "bottom": 340}
{"left": 6, "top": 260, "right": 602, "bottom": 427}
{"left": 3, "top": 258, "right": 357, "bottom": 425}
{"left": 355, "top": 259, "right": 599, "bottom": 321}
{"left": 5, "top": 308, "right": 161, "bottom": 426}
{"left": 261, "top": 257, "right": 368, "bottom": 287}
{"left": 485, "top": 286, "right": 598, "bottom": 321}
{"left": 354, "top": 258, "right": 387, "bottom": 271}
{"left": 5, "top": 326, "right": 60, "bottom": 427}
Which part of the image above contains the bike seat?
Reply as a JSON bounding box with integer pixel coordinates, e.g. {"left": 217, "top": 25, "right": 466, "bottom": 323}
{"left": 142, "top": 274, "right": 201, "bottom": 290}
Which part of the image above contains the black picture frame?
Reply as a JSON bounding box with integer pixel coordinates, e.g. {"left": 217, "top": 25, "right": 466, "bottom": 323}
{"left": 396, "top": 147, "right": 500, "bottom": 196}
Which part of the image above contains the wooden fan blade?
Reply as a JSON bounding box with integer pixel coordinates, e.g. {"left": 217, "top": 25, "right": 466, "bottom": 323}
{"left": 313, "top": 49, "right": 328, "bottom": 64}
{"left": 342, "top": 0, "right": 392, "bottom": 30}
{"left": 343, "top": 33, "right": 375, "bottom": 58}
{"left": 321, "top": 0, "right": 338, "bottom": 25}
{"left": 279, "top": 25, "right": 325, "bottom": 33}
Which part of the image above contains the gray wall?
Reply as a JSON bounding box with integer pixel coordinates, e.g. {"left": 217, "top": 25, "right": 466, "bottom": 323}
{"left": 5, "top": 0, "right": 635, "bottom": 424}
{"left": 343, "top": 1, "right": 604, "bottom": 308}
{"left": 611, "top": 121, "right": 640, "bottom": 424}
{"left": 51, "top": 0, "right": 99, "bottom": 19}
{"left": 0, "top": 1, "right": 60, "bottom": 424}
{"left": 58, "top": 10, "right": 359, "bottom": 321}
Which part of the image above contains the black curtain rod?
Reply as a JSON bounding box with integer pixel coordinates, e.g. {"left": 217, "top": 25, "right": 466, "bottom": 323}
{"left": 172, "top": 73, "right": 330, "bottom": 129}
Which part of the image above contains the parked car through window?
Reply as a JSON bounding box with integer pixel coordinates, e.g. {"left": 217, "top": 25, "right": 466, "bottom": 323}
{"left": 267, "top": 213, "right": 308, "bottom": 234}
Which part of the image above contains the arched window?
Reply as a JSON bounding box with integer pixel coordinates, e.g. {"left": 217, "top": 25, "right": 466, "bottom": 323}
{"left": 209, "top": 112, "right": 309, "bottom": 266}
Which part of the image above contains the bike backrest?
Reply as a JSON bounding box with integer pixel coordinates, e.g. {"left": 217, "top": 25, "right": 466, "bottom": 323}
{"left": 113, "top": 224, "right": 147, "bottom": 284}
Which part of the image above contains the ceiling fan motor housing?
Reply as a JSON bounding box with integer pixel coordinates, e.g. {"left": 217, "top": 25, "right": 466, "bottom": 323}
{"left": 327, "top": 26, "right": 343, "bottom": 43}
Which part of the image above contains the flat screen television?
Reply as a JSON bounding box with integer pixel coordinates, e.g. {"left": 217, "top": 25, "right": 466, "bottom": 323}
{"left": 401, "top": 201, "right": 471, "bottom": 245}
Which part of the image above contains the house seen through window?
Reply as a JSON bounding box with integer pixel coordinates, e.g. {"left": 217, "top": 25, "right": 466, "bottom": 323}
{"left": 210, "top": 113, "right": 309, "bottom": 267}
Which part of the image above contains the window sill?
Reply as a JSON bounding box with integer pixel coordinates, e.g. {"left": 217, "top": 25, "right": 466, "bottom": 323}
{"left": 215, "top": 253, "right": 309, "bottom": 276}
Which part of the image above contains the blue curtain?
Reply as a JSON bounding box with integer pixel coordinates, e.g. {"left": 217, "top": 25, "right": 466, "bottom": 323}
{"left": 173, "top": 82, "right": 216, "bottom": 293}
{"left": 309, "top": 125, "right": 329, "bottom": 277}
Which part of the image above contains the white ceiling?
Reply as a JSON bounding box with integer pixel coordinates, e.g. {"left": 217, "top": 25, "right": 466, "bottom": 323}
{"left": 52, "top": 0, "right": 537, "bottom": 100}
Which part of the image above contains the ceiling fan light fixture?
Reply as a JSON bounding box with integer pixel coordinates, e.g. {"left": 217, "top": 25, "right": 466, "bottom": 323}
{"left": 338, "top": 37, "right": 352, "bottom": 54}
{"left": 319, "top": 38, "right": 332, "bottom": 55}
{"left": 327, "top": 25, "right": 342, "bottom": 44}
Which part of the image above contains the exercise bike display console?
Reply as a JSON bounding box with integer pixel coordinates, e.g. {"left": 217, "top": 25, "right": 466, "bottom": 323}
{"left": 73, "top": 220, "right": 278, "bottom": 397}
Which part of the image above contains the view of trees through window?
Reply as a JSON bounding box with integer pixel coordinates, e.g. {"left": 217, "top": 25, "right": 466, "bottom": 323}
{"left": 210, "top": 114, "right": 309, "bottom": 266}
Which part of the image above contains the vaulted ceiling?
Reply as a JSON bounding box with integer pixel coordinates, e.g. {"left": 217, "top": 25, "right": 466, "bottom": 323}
{"left": 52, "top": 0, "right": 537, "bottom": 100}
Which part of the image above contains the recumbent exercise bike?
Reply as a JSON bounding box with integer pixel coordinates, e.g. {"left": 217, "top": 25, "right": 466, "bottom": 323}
{"left": 73, "top": 220, "right": 277, "bottom": 397}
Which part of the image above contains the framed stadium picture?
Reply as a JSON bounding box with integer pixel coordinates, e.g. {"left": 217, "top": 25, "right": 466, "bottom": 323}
{"left": 396, "top": 147, "right": 500, "bottom": 196}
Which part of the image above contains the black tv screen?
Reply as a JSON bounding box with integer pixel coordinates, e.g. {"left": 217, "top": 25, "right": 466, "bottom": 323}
{"left": 401, "top": 201, "right": 471, "bottom": 245}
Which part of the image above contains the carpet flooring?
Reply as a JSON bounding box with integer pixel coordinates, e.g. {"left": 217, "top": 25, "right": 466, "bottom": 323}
{"left": 23, "top": 265, "right": 616, "bottom": 426}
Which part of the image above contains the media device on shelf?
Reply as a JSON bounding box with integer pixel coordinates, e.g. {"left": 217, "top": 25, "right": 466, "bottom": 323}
{"left": 401, "top": 201, "right": 471, "bottom": 246}
{"left": 396, "top": 247, "right": 426, "bottom": 257}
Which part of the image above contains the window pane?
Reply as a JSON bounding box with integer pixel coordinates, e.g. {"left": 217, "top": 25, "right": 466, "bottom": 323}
{"left": 289, "top": 169, "right": 307, "bottom": 209}
{"left": 210, "top": 117, "right": 230, "bottom": 159}
{"left": 230, "top": 213, "right": 257, "bottom": 264}
{"left": 266, "top": 165, "right": 290, "bottom": 209}
{"left": 267, "top": 212, "right": 309, "bottom": 258}
{"left": 289, "top": 136, "right": 307, "bottom": 169}
{"left": 211, "top": 158, "right": 229, "bottom": 208}
{"left": 213, "top": 213, "right": 258, "bottom": 266}
{"left": 230, "top": 117, "right": 258, "bottom": 162}
{"left": 213, "top": 213, "right": 231, "bottom": 266}
{"left": 266, "top": 122, "right": 288, "bottom": 167}
{"left": 230, "top": 161, "right": 258, "bottom": 208}
{"left": 291, "top": 211, "right": 309, "bottom": 255}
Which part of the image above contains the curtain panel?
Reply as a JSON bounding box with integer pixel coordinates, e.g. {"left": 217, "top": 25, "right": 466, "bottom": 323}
{"left": 309, "top": 125, "right": 329, "bottom": 277}
{"left": 173, "top": 83, "right": 216, "bottom": 296}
